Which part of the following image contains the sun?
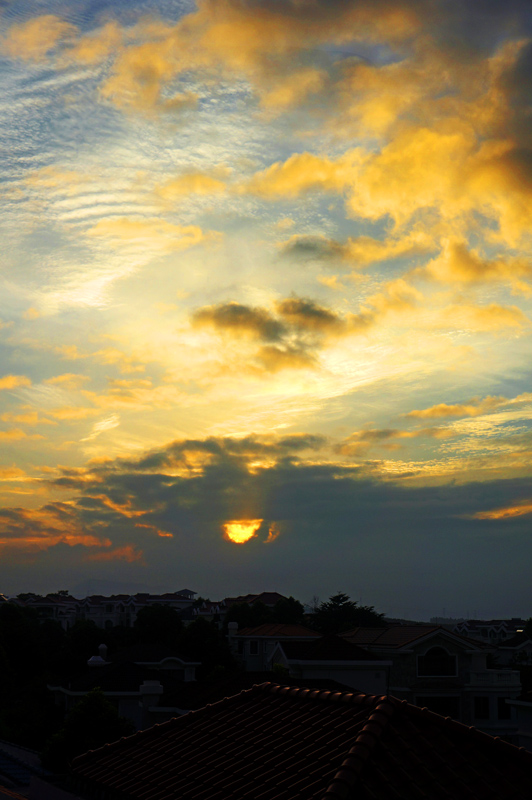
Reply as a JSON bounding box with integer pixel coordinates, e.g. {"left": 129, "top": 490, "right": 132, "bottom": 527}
{"left": 223, "top": 519, "right": 263, "bottom": 544}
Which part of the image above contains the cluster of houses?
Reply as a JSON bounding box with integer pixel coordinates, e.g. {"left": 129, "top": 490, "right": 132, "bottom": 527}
{"left": 14, "top": 589, "right": 529, "bottom": 750}
{"left": 3, "top": 589, "right": 532, "bottom": 799}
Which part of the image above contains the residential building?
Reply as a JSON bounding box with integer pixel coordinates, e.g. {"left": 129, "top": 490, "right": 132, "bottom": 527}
{"left": 495, "top": 632, "right": 532, "bottom": 666}
{"left": 12, "top": 591, "right": 197, "bottom": 630}
{"left": 341, "top": 625, "right": 521, "bottom": 737}
{"left": 453, "top": 619, "right": 526, "bottom": 643}
{"left": 227, "top": 622, "right": 321, "bottom": 671}
{"left": 270, "top": 634, "right": 391, "bottom": 694}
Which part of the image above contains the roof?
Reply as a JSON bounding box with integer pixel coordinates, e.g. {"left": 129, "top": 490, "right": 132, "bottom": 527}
{"left": 224, "top": 592, "right": 286, "bottom": 607}
{"left": 235, "top": 623, "right": 321, "bottom": 638}
{"left": 278, "top": 635, "right": 382, "bottom": 662}
{"left": 498, "top": 633, "right": 532, "bottom": 649}
{"left": 342, "top": 625, "right": 481, "bottom": 649}
{"left": 72, "top": 682, "right": 532, "bottom": 800}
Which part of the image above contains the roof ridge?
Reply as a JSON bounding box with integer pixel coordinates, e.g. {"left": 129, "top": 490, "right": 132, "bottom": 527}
{"left": 258, "top": 682, "right": 378, "bottom": 705}
{"left": 322, "top": 696, "right": 395, "bottom": 799}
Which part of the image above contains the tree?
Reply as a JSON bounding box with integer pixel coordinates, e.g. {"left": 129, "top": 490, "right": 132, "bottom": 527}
{"left": 272, "top": 596, "right": 304, "bottom": 625}
{"left": 179, "top": 617, "right": 235, "bottom": 678}
{"left": 41, "top": 689, "right": 134, "bottom": 772}
{"left": 133, "top": 604, "right": 183, "bottom": 646}
{"left": 312, "top": 592, "right": 385, "bottom": 634}
{"left": 224, "top": 600, "right": 272, "bottom": 630}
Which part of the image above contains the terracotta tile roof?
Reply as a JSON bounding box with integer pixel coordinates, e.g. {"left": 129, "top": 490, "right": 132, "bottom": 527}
{"left": 236, "top": 624, "right": 321, "bottom": 638}
{"left": 72, "top": 682, "right": 532, "bottom": 800}
{"left": 224, "top": 592, "right": 286, "bottom": 607}
{"left": 342, "top": 625, "right": 481, "bottom": 649}
{"left": 279, "top": 635, "right": 381, "bottom": 662}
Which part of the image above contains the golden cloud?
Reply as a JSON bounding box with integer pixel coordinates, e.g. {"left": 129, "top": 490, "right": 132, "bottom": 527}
{"left": 87, "top": 217, "right": 222, "bottom": 252}
{"left": 90, "top": 347, "right": 146, "bottom": 374}
{"left": 439, "top": 302, "right": 528, "bottom": 332}
{"left": 255, "top": 344, "right": 316, "bottom": 373}
{"left": 66, "top": 20, "right": 123, "bottom": 65}
{"left": 423, "top": 239, "right": 532, "bottom": 293}
{"left": 0, "top": 375, "right": 31, "bottom": 390}
{"left": 243, "top": 150, "right": 361, "bottom": 198}
{"left": 0, "top": 410, "right": 53, "bottom": 426}
{"left": 406, "top": 396, "right": 506, "bottom": 419}
{"left": 2, "top": 14, "right": 76, "bottom": 61}
{"left": 45, "top": 373, "right": 91, "bottom": 390}
{"left": 155, "top": 169, "right": 229, "bottom": 202}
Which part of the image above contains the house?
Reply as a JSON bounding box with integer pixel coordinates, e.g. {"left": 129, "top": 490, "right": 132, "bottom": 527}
{"left": 16, "top": 594, "right": 78, "bottom": 630}
{"left": 48, "top": 644, "right": 201, "bottom": 730}
{"left": 453, "top": 619, "right": 526, "bottom": 643}
{"left": 270, "top": 634, "right": 392, "bottom": 695}
{"left": 495, "top": 632, "right": 532, "bottom": 666}
{"left": 341, "top": 625, "right": 521, "bottom": 737}
{"left": 71, "top": 681, "right": 532, "bottom": 799}
{"left": 507, "top": 697, "right": 532, "bottom": 752}
{"left": 227, "top": 622, "right": 321, "bottom": 671}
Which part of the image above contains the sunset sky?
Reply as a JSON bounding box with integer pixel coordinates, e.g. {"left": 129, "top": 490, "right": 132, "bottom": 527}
{"left": 1, "top": 0, "right": 532, "bottom": 619}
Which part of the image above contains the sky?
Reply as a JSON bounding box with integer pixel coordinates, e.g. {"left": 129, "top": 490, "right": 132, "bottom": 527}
{"left": 1, "top": 0, "right": 532, "bottom": 619}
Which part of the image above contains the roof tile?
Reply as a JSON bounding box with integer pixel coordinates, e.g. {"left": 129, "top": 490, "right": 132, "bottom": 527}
{"left": 72, "top": 682, "right": 532, "bottom": 800}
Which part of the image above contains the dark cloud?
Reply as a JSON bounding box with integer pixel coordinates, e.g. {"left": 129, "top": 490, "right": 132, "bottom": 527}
{"left": 279, "top": 235, "right": 346, "bottom": 263}
{"left": 276, "top": 297, "right": 345, "bottom": 332}
{"left": 5, "top": 432, "right": 532, "bottom": 616}
{"left": 192, "top": 302, "right": 286, "bottom": 341}
{"left": 191, "top": 296, "right": 355, "bottom": 372}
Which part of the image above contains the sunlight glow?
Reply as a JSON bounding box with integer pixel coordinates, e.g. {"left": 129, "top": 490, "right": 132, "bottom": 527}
{"left": 223, "top": 519, "right": 263, "bottom": 544}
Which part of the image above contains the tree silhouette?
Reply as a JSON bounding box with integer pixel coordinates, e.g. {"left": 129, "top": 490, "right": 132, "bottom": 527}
{"left": 312, "top": 592, "right": 385, "bottom": 634}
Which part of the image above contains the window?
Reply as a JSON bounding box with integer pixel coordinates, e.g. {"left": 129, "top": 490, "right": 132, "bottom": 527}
{"left": 249, "top": 640, "right": 259, "bottom": 655}
{"left": 416, "top": 696, "right": 460, "bottom": 719}
{"left": 497, "top": 697, "right": 512, "bottom": 720}
{"left": 474, "top": 696, "right": 490, "bottom": 720}
{"left": 417, "top": 647, "right": 457, "bottom": 677}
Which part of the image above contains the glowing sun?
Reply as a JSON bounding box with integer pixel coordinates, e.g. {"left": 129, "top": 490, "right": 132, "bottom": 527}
{"left": 223, "top": 519, "right": 263, "bottom": 544}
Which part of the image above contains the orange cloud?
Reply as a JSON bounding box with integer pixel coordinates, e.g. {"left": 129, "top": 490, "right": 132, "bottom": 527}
{"left": 86, "top": 544, "right": 145, "bottom": 563}
{"left": 135, "top": 522, "right": 174, "bottom": 538}
{"left": 471, "top": 501, "right": 532, "bottom": 520}
{"left": 0, "top": 503, "right": 110, "bottom": 555}
{"left": 264, "top": 522, "right": 280, "bottom": 543}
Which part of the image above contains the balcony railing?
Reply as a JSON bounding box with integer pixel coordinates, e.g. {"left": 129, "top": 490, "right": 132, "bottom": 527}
{"left": 466, "top": 670, "right": 521, "bottom": 688}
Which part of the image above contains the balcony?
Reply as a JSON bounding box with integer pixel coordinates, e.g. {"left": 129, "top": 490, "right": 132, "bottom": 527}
{"left": 466, "top": 670, "right": 521, "bottom": 689}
